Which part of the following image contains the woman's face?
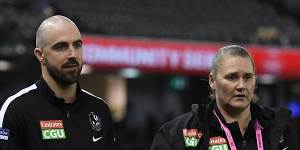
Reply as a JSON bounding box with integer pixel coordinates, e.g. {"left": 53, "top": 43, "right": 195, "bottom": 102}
{"left": 209, "top": 56, "right": 256, "bottom": 112}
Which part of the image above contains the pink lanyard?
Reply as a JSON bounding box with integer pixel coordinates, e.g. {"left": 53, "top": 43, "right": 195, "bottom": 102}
{"left": 213, "top": 110, "right": 264, "bottom": 150}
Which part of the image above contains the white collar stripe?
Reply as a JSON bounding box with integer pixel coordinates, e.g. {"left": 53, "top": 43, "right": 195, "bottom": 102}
{"left": 81, "top": 89, "right": 107, "bottom": 105}
{"left": 0, "top": 84, "right": 37, "bottom": 128}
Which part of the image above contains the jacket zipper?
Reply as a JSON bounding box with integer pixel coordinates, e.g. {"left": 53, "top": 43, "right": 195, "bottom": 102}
{"left": 66, "top": 110, "right": 71, "bottom": 118}
{"left": 242, "top": 140, "right": 247, "bottom": 147}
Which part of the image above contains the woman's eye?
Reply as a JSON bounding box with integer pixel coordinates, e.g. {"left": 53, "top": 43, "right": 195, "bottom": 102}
{"left": 226, "top": 75, "right": 237, "bottom": 81}
{"left": 244, "top": 75, "right": 253, "bottom": 80}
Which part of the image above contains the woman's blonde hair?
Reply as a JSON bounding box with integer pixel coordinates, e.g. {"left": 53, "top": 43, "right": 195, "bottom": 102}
{"left": 209, "top": 45, "right": 258, "bottom": 102}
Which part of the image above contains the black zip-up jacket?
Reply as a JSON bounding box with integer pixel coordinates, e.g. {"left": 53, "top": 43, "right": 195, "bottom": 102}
{"left": 0, "top": 78, "right": 115, "bottom": 150}
{"left": 151, "top": 100, "right": 300, "bottom": 150}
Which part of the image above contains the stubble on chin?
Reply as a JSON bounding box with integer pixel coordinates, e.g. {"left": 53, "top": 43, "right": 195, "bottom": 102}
{"left": 46, "top": 61, "right": 82, "bottom": 85}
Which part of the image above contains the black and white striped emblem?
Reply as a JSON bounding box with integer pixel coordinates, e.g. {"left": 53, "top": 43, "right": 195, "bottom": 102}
{"left": 89, "top": 112, "right": 102, "bottom": 131}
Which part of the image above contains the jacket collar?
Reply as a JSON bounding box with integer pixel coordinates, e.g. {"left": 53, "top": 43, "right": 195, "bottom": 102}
{"left": 199, "top": 101, "right": 274, "bottom": 131}
{"left": 211, "top": 102, "right": 243, "bottom": 132}
{"left": 35, "top": 77, "right": 82, "bottom": 110}
{"left": 251, "top": 102, "right": 274, "bottom": 128}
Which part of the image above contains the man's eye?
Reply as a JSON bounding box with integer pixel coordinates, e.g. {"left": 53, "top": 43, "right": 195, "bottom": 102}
{"left": 74, "top": 42, "right": 82, "bottom": 49}
{"left": 53, "top": 43, "right": 68, "bottom": 51}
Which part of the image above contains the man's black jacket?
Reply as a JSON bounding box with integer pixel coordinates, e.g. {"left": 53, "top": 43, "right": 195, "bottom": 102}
{"left": 0, "top": 78, "right": 115, "bottom": 150}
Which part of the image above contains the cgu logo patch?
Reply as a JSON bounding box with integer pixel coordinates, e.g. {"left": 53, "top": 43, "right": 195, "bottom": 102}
{"left": 209, "top": 136, "right": 229, "bottom": 150}
{"left": 40, "top": 120, "right": 66, "bottom": 140}
{"left": 183, "top": 128, "right": 202, "bottom": 147}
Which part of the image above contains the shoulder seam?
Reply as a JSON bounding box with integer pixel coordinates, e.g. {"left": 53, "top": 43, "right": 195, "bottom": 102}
{"left": 0, "top": 84, "right": 37, "bottom": 128}
{"left": 81, "top": 89, "right": 107, "bottom": 105}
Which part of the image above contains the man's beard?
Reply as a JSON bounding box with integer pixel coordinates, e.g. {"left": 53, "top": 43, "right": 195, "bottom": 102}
{"left": 45, "top": 58, "right": 82, "bottom": 86}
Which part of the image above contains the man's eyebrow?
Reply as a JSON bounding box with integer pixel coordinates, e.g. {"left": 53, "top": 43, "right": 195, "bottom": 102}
{"left": 74, "top": 39, "right": 82, "bottom": 43}
{"left": 52, "top": 41, "right": 68, "bottom": 47}
{"left": 51, "top": 39, "right": 82, "bottom": 47}
{"left": 225, "top": 71, "right": 254, "bottom": 75}
{"left": 244, "top": 72, "right": 254, "bottom": 75}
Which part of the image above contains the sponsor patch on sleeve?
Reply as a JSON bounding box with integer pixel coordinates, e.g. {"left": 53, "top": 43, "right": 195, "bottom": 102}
{"left": 183, "top": 128, "right": 202, "bottom": 147}
{"left": 0, "top": 128, "right": 10, "bottom": 140}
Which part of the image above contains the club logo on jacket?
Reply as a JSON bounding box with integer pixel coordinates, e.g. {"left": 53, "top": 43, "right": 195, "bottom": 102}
{"left": 183, "top": 128, "right": 202, "bottom": 147}
{"left": 40, "top": 120, "right": 66, "bottom": 140}
{"left": 89, "top": 112, "right": 102, "bottom": 131}
{"left": 209, "top": 136, "right": 229, "bottom": 150}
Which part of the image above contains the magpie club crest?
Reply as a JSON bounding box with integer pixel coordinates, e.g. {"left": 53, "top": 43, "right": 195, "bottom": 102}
{"left": 89, "top": 112, "right": 102, "bottom": 131}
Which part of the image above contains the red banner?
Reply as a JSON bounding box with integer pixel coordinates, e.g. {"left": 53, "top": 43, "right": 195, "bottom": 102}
{"left": 83, "top": 35, "right": 300, "bottom": 79}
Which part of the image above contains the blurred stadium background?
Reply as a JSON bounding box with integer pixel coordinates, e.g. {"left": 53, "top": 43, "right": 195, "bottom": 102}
{"left": 1, "top": 0, "right": 300, "bottom": 149}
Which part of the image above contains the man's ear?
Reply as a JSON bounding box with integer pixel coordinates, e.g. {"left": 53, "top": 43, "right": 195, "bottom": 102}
{"left": 34, "top": 48, "right": 45, "bottom": 64}
{"left": 209, "top": 73, "right": 216, "bottom": 90}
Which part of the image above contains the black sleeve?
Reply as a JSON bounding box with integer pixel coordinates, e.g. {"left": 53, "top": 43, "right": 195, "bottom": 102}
{"left": 108, "top": 112, "right": 117, "bottom": 150}
{"left": 283, "top": 123, "right": 300, "bottom": 150}
{"left": 150, "top": 127, "right": 174, "bottom": 150}
{"left": 151, "top": 112, "right": 195, "bottom": 150}
{"left": 0, "top": 109, "right": 25, "bottom": 150}
{"left": 102, "top": 102, "right": 117, "bottom": 150}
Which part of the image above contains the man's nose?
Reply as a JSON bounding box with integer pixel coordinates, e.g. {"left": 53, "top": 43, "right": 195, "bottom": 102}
{"left": 68, "top": 46, "right": 77, "bottom": 58}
